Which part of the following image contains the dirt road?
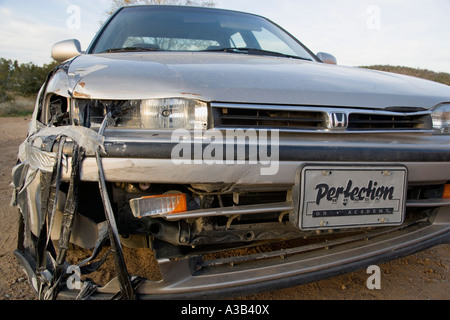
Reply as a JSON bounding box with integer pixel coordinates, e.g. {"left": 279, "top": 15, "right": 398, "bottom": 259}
{"left": 0, "top": 116, "right": 448, "bottom": 300}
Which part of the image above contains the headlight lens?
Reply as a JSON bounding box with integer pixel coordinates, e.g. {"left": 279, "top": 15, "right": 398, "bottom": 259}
{"left": 73, "top": 98, "right": 208, "bottom": 130}
{"left": 141, "top": 99, "right": 208, "bottom": 130}
{"left": 432, "top": 104, "right": 450, "bottom": 135}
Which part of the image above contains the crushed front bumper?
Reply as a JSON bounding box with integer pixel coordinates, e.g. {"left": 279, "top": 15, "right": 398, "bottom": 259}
{"left": 15, "top": 208, "right": 450, "bottom": 299}
{"left": 13, "top": 130, "right": 450, "bottom": 299}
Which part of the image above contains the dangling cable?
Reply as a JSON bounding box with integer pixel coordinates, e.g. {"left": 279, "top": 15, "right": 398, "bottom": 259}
{"left": 96, "top": 114, "right": 135, "bottom": 300}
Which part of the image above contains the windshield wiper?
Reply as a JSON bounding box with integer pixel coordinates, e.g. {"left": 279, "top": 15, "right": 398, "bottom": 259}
{"left": 102, "top": 47, "right": 162, "bottom": 53}
{"left": 202, "top": 47, "right": 312, "bottom": 61}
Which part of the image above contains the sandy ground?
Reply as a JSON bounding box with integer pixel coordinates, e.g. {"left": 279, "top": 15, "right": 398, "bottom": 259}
{"left": 0, "top": 116, "right": 448, "bottom": 300}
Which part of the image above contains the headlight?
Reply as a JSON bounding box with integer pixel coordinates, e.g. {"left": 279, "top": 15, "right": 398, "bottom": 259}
{"left": 432, "top": 104, "right": 450, "bottom": 135}
{"left": 141, "top": 99, "right": 208, "bottom": 130}
{"left": 73, "top": 98, "right": 208, "bottom": 130}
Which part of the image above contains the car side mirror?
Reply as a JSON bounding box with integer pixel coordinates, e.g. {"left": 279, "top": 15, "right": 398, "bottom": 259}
{"left": 316, "top": 52, "right": 337, "bottom": 65}
{"left": 51, "top": 39, "right": 82, "bottom": 63}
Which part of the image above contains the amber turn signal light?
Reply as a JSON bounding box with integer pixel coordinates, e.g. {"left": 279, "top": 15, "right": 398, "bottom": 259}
{"left": 129, "top": 194, "right": 187, "bottom": 218}
{"left": 443, "top": 184, "right": 450, "bottom": 199}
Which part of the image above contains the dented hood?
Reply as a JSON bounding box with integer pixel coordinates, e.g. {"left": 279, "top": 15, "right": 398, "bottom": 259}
{"left": 68, "top": 52, "right": 450, "bottom": 109}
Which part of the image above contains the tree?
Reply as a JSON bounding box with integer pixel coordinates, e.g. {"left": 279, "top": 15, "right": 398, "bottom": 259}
{"left": 0, "top": 58, "right": 13, "bottom": 102}
{"left": 11, "top": 61, "right": 58, "bottom": 97}
{"left": 0, "top": 60, "right": 59, "bottom": 99}
{"left": 106, "top": 0, "right": 216, "bottom": 16}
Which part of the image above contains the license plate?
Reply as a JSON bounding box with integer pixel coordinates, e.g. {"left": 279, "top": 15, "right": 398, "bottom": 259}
{"left": 298, "top": 165, "right": 407, "bottom": 230}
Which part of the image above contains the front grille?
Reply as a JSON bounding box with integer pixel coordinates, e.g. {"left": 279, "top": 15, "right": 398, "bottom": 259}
{"left": 212, "top": 103, "right": 432, "bottom": 133}
{"left": 348, "top": 113, "right": 429, "bottom": 131}
{"left": 215, "top": 108, "right": 324, "bottom": 130}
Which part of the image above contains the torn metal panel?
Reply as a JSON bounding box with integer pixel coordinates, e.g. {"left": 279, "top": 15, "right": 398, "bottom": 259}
{"left": 45, "top": 68, "right": 72, "bottom": 98}
{"left": 36, "top": 143, "right": 85, "bottom": 300}
{"left": 28, "top": 61, "right": 72, "bottom": 136}
{"left": 37, "top": 170, "right": 56, "bottom": 269}
{"left": 23, "top": 125, "right": 105, "bottom": 156}
{"left": 10, "top": 118, "right": 111, "bottom": 299}
{"left": 12, "top": 125, "right": 105, "bottom": 237}
{"left": 50, "top": 211, "right": 107, "bottom": 250}
{"left": 17, "top": 143, "right": 57, "bottom": 173}
{"left": 13, "top": 125, "right": 103, "bottom": 200}
{"left": 10, "top": 89, "right": 142, "bottom": 299}
{"left": 56, "top": 144, "right": 84, "bottom": 265}
{"left": 12, "top": 114, "right": 138, "bottom": 299}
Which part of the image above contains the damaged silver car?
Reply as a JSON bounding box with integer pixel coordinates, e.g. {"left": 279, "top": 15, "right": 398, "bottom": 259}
{"left": 12, "top": 5, "right": 450, "bottom": 300}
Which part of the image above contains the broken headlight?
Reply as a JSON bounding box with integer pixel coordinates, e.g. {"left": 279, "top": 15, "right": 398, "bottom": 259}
{"left": 432, "top": 104, "right": 450, "bottom": 135}
{"left": 73, "top": 98, "right": 208, "bottom": 130}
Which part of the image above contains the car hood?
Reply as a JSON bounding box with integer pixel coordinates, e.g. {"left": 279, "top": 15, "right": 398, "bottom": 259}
{"left": 67, "top": 52, "right": 450, "bottom": 110}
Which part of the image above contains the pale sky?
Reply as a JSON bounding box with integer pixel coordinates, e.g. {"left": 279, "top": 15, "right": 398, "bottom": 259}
{"left": 0, "top": 0, "right": 449, "bottom": 73}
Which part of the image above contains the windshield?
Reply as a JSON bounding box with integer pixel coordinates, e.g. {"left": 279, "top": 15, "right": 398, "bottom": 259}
{"left": 89, "top": 6, "right": 316, "bottom": 61}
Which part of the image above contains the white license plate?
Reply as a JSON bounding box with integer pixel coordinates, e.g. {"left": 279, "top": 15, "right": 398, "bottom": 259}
{"left": 298, "top": 165, "right": 407, "bottom": 230}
